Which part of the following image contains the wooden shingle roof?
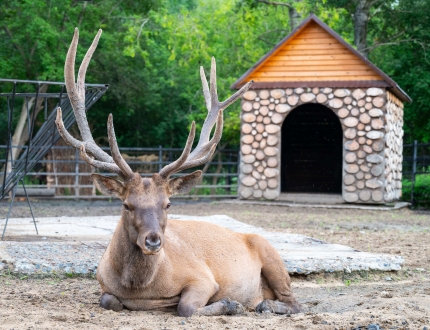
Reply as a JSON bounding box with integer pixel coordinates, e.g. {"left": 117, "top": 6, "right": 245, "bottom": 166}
{"left": 231, "top": 14, "right": 411, "bottom": 103}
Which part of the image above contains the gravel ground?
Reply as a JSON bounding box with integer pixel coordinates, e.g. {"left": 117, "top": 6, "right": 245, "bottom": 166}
{"left": 0, "top": 199, "right": 429, "bottom": 329}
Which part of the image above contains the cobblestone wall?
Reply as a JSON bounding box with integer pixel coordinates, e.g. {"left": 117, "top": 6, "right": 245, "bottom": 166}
{"left": 238, "top": 87, "right": 401, "bottom": 204}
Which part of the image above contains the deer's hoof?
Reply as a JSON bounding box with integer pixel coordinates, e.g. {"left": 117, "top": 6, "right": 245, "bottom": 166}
{"left": 100, "top": 292, "right": 124, "bottom": 311}
{"left": 255, "top": 299, "right": 275, "bottom": 314}
{"left": 221, "top": 298, "right": 245, "bottom": 315}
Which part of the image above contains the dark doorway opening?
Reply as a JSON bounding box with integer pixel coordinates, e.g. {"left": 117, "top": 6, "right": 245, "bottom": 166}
{"left": 281, "top": 103, "right": 342, "bottom": 193}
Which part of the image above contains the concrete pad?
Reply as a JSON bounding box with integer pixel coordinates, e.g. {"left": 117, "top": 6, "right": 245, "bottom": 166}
{"left": 222, "top": 199, "right": 410, "bottom": 211}
{"left": 0, "top": 215, "right": 403, "bottom": 275}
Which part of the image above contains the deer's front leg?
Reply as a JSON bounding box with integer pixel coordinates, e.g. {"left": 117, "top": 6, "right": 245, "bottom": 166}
{"left": 177, "top": 280, "right": 244, "bottom": 317}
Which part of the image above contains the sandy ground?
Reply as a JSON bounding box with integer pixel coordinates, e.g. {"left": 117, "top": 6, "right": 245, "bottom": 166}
{"left": 0, "top": 200, "right": 429, "bottom": 329}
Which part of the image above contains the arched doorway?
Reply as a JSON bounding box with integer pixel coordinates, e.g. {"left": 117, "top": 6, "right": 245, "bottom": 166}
{"left": 281, "top": 103, "right": 343, "bottom": 193}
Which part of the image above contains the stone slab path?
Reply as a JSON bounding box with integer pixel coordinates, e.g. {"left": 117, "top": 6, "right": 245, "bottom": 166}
{"left": 0, "top": 215, "right": 403, "bottom": 275}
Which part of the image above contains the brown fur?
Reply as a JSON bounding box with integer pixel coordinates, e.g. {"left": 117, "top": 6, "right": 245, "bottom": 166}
{"left": 94, "top": 173, "right": 301, "bottom": 317}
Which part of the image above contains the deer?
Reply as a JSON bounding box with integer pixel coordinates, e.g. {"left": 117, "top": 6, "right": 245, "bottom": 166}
{"left": 55, "top": 28, "right": 301, "bottom": 317}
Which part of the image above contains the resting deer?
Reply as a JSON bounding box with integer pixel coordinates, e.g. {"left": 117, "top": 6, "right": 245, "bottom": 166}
{"left": 55, "top": 29, "right": 301, "bottom": 317}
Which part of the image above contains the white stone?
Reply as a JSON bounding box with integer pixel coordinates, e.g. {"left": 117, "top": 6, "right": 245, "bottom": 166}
{"left": 243, "top": 91, "right": 257, "bottom": 100}
{"left": 300, "top": 93, "right": 316, "bottom": 102}
{"left": 263, "top": 189, "right": 279, "bottom": 200}
{"left": 242, "top": 154, "right": 256, "bottom": 164}
{"left": 334, "top": 89, "right": 350, "bottom": 97}
{"left": 287, "top": 95, "right": 299, "bottom": 106}
{"left": 241, "top": 135, "right": 254, "bottom": 144}
{"left": 259, "top": 106, "right": 269, "bottom": 116}
{"left": 264, "top": 168, "right": 278, "bottom": 178}
{"left": 253, "top": 190, "right": 263, "bottom": 198}
{"left": 265, "top": 125, "right": 280, "bottom": 134}
{"left": 344, "top": 128, "right": 357, "bottom": 139}
{"left": 316, "top": 93, "right": 327, "bottom": 103}
{"left": 242, "top": 113, "right": 256, "bottom": 123}
{"left": 294, "top": 88, "right": 304, "bottom": 94}
{"left": 275, "top": 104, "right": 291, "bottom": 114}
{"left": 240, "top": 187, "right": 253, "bottom": 199}
{"left": 345, "top": 152, "right": 357, "bottom": 163}
{"left": 256, "top": 150, "right": 265, "bottom": 160}
{"left": 241, "top": 144, "right": 252, "bottom": 155}
{"left": 271, "top": 113, "right": 283, "bottom": 124}
{"left": 359, "top": 113, "right": 371, "bottom": 124}
{"left": 242, "top": 102, "right": 253, "bottom": 112}
{"left": 344, "top": 117, "right": 359, "bottom": 127}
{"left": 270, "top": 89, "right": 285, "bottom": 99}
{"left": 328, "top": 98, "right": 343, "bottom": 109}
{"left": 267, "top": 135, "right": 279, "bottom": 146}
{"left": 366, "top": 131, "right": 384, "bottom": 139}
{"left": 371, "top": 165, "right": 384, "bottom": 176}
{"left": 252, "top": 170, "right": 261, "bottom": 180}
{"left": 258, "top": 181, "right": 267, "bottom": 190}
{"left": 322, "top": 88, "right": 332, "bottom": 94}
{"left": 344, "top": 193, "right": 359, "bottom": 202}
{"left": 241, "top": 164, "right": 253, "bottom": 174}
{"left": 366, "top": 154, "right": 384, "bottom": 164}
{"left": 366, "top": 178, "right": 383, "bottom": 189}
{"left": 242, "top": 123, "right": 252, "bottom": 134}
{"left": 345, "top": 164, "right": 359, "bottom": 174}
{"left": 344, "top": 174, "right": 355, "bottom": 185}
{"left": 268, "top": 179, "right": 278, "bottom": 189}
{"left": 372, "top": 97, "right": 384, "bottom": 108}
{"left": 345, "top": 140, "right": 359, "bottom": 151}
{"left": 366, "top": 88, "right": 383, "bottom": 96}
{"left": 242, "top": 176, "right": 257, "bottom": 187}
{"left": 259, "top": 90, "right": 270, "bottom": 99}
{"left": 371, "top": 118, "right": 384, "bottom": 130}
{"left": 264, "top": 147, "right": 278, "bottom": 156}
{"left": 372, "top": 190, "right": 384, "bottom": 202}
{"left": 338, "top": 108, "right": 349, "bottom": 118}
{"left": 359, "top": 190, "right": 371, "bottom": 201}
{"left": 267, "top": 157, "right": 278, "bottom": 167}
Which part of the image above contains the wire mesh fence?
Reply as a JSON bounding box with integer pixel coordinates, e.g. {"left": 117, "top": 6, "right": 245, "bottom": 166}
{"left": 0, "top": 144, "right": 240, "bottom": 199}
{"left": 402, "top": 141, "right": 430, "bottom": 207}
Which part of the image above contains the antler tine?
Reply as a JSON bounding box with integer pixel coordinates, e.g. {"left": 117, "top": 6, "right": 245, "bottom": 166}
{"left": 77, "top": 29, "right": 102, "bottom": 101}
{"left": 57, "top": 28, "right": 135, "bottom": 180}
{"left": 158, "top": 58, "right": 253, "bottom": 178}
{"left": 107, "top": 114, "right": 135, "bottom": 180}
{"left": 159, "top": 122, "right": 196, "bottom": 179}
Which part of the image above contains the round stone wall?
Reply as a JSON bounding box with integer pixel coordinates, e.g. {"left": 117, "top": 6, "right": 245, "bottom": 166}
{"left": 239, "top": 87, "right": 393, "bottom": 203}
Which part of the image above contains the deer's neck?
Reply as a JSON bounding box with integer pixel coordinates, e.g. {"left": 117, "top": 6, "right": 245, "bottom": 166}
{"left": 110, "top": 218, "right": 162, "bottom": 289}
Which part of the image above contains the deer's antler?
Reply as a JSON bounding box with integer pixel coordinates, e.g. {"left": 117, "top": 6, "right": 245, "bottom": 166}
{"left": 55, "top": 28, "right": 134, "bottom": 180}
{"left": 159, "top": 58, "right": 253, "bottom": 179}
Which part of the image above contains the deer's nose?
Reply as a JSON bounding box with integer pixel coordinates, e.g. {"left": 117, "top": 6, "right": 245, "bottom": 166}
{"left": 145, "top": 233, "right": 161, "bottom": 251}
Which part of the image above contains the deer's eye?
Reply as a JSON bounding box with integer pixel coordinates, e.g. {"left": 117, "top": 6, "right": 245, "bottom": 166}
{"left": 166, "top": 203, "right": 171, "bottom": 210}
{"left": 123, "top": 204, "right": 130, "bottom": 211}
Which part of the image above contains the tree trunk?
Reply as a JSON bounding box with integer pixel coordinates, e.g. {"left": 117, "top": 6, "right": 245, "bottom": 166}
{"left": 288, "top": 0, "right": 302, "bottom": 31}
{"left": 6, "top": 84, "right": 49, "bottom": 173}
{"left": 353, "top": 0, "right": 370, "bottom": 58}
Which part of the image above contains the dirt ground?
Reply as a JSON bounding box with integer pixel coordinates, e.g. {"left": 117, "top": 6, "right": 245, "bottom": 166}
{"left": 0, "top": 200, "right": 429, "bottom": 329}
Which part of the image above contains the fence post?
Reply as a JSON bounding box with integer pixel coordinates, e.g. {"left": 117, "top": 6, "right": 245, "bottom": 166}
{"left": 158, "top": 145, "right": 163, "bottom": 172}
{"left": 411, "top": 140, "right": 417, "bottom": 206}
{"left": 75, "top": 148, "right": 79, "bottom": 199}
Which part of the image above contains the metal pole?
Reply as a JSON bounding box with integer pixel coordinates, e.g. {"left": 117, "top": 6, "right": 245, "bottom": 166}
{"left": 2, "top": 184, "right": 17, "bottom": 240}
{"left": 75, "top": 148, "right": 79, "bottom": 198}
{"left": 158, "top": 145, "right": 163, "bottom": 172}
{"left": 21, "top": 179, "right": 38, "bottom": 235}
{"left": 411, "top": 140, "right": 417, "bottom": 206}
{"left": 2, "top": 83, "right": 16, "bottom": 197}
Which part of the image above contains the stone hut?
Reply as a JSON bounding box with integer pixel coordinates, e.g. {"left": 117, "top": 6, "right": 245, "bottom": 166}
{"left": 231, "top": 14, "right": 411, "bottom": 204}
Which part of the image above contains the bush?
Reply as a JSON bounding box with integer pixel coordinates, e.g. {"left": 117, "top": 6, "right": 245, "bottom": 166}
{"left": 402, "top": 174, "right": 430, "bottom": 207}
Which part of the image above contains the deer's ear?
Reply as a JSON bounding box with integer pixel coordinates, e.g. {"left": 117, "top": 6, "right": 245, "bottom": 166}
{"left": 92, "top": 174, "right": 125, "bottom": 198}
{"left": 168, "top": 170, "right": 202, "bottom": 196}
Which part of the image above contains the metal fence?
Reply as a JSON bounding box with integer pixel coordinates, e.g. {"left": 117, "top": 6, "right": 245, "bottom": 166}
{"left": 402, "top": 141, "right": 430, "bottom": 206}
{"left": 0, "top": 145, "right": 240, "bottom": 199}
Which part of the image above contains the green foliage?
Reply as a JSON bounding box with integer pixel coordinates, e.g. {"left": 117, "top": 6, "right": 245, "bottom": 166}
{"left": 402, "top": 173, "right": 430, "bottom": 207}
{"left": 1, "top": 0, "right": 430, "bottom": 149}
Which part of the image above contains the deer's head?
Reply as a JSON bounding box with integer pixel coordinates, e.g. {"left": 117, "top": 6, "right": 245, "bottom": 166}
{"left": 56, "top": 28, "right": 252, "bottom": 255}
